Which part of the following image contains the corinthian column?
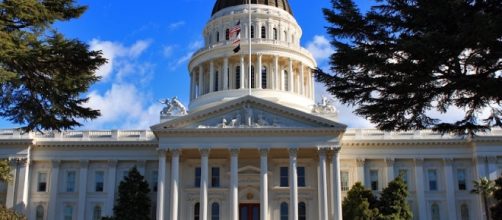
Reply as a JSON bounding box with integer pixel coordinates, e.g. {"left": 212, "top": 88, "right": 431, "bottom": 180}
{"left": 289, "top": 148, "right": 299, "bottom": 220}
{"left": 260, "top": 149, "right": 269, "bottom": 220}
{"left": 200, "top": 149, "right": 210, "bottom": 220}
{"left": 229, "top": 149, "right": 239, "bottom": 220}
{"left": 319, "top": 148, "right": 329, "bottom": 220}
{"left": 170, "top": 149, "right": 181, "bottom": 220}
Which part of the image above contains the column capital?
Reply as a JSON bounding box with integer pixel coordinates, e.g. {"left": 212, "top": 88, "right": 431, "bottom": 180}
{"left": 79, "top": 160, "right": 89, "bottom": 168}
{"left": 443, "top": 157, "right": 454, "bottom": 166}
{"left": 385, "top": 158, "right": 395, "bottom": 166}
{"left": 108, "top": 160, "right": 118, "bottom": 167}
{"left": 288, "top": 148, "right": 298, "bottom": 157}
{"left": 230, "top": 148, "right": 240, "bottom": 156}
{"left": 259, "top": 148, "right": 269, "bottom": 157}
{"left": 318, "top": 147, "right": 328, "bottom": 157}
{"left": 487, "top": 156, "right": 497, "bottom": 163}
{"left": 199, "top": 148, "right": 210, "bottom": 157}
{"left": 51, "top": 160, "right": 61, "bottom": 168}
{"left": 171, "top": 149, "right": 181, "bottom": 157}
{"left": 414, "top": 157, "right": 424, "bottom": 166}
{"left": 356, "top": 158, "right": 366, "bottom": 166}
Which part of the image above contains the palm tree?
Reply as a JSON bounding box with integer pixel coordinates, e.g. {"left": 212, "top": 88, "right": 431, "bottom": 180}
{"left": 471, "top": 177, "right": 496, "bottom": 220}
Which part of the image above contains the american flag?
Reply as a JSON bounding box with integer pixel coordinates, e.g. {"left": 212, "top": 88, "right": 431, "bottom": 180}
{"left": 230, "top": 21, "right": 241, "bottom": 53}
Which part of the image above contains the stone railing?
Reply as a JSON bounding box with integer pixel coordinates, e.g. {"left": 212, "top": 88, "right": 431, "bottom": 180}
{"left": 0, "top": 129, "right": 156, "bottom": 141}
{"left": 343, "top": 128, "right": 502, "bottom": 141}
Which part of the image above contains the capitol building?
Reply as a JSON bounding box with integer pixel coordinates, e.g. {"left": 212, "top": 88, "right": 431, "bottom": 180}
{"left": 1, "top": 1, "right": 502, "bottom": 220}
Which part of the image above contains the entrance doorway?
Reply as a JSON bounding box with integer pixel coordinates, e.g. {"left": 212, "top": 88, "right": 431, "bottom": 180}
{"left": 239, "top": 203, "right": 260, "bottom": 220}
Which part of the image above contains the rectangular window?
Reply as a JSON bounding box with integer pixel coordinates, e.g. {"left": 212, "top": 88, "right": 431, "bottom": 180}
{"left": 95, "top": 171, "right": 104, "bottom": 192}
{"left": 211, "top": 167, "right": 220, "bottom": 188}
{"left": 428, "top": 169, "right": 438, "bottom": 191}
{"left": 280, "top": 167, "right": 288, "bottom": 187}
{"left": 235, "top": 66, "right": 241, "bottom": 89}
{"left": 399, "top": 169, "right": 409, "bottom": 186}
{"left": 370, "top": 170, "right": 379, "bottom": 191}
{"left": 195, "top": 167, "right": 201, "bottom": 188}
{"left": 66, "top": 171, "right": 76, "bottom": 193}
{"left": 341, "top": 171, "right": 349, "bottom": 191}
{"left": 37, "top": 172, "right": 48, "bottom": 192}
{"left": 297, "top": 167, "right": 306, "bottom": 187}
{"left": 64, "top": 205, "right": 73, "bottom": 220}
{"left": 152, "top": 171, "right": 158, "bottom": 192}
{"left": 457, "top": 169, "right": 467, "bottom": 191}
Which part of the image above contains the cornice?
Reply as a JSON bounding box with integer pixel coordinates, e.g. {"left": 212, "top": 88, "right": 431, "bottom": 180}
{"left": 154, "top": 127, "right": 344, "bottom": 137}
{"left": 33, "top": 140, "right": 158, "bottom": 148}
{"left": 0, "top": 139, "right": 33, "bottom": 145}
{"left": 341, "top": 139, "right": 468, "bottom": 147}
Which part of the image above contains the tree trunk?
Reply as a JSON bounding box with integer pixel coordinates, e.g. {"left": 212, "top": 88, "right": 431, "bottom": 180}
{"left": 484, "top": 194, "right": 490, "bottom": 220}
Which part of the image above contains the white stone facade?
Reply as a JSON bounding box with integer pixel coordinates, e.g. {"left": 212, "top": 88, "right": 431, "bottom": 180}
{"left": 1, "top": 2, "right": 502, "bottom": 220}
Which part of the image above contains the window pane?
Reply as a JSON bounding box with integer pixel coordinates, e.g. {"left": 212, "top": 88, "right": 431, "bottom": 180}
{"left": 431, "top": 204, "right": 440, "bottom": 220}
{"left": 194, "top": 203, "right": 200, "bottom": 220}
{"left": 428, "top": 170, "right": 438, "bottom": 191}
{"left": 461, "top": 204, "right": 469, "bottom": 220}
{"left": 299, "top": 202, "right": 306, "bottom": 220}
{"left": 95, "top": 171, "right": 104, "bottom": 192}
{"left": 341, "top": 171, "right": 349, "bottom": 191}
{"left": 370, "top": 170, "right": 379, "bottom": 191}
{"left": 211, "top": 203, "right": 220, "bottom": 220}
{"left": 64, "top": 205, "right": 73, "bottom": 220}
{"left": 212, "top": 167, "right": 220, "bottom": 188}
{"left": 195, "top": 167, "right": 201, "bottom": 187}
{"left": 235, "top": 66, "right": 241, "bottom": 89}
{"left": 152, "top": 171, "right": 158, "bottom": 192}
{"left": 66, "top": 171, "right": 76, "bottom": 192}
{"left": 262, "top": 66, "right": 267, "bottom": 89}
{"left": 93, "top": 206, "right": 102, "bottom": 220}
{"left": 36, "top": 205, "right": 44, "bottom": 220}
{"left": 261, "top": 26, "right": 266, "bottom": 39}
{"left": 280, "top": 202, "right": 288, "bottom": 220}
{"left": 280, "top": 167, "right": 288, "bottom": 187}
{"left": 38, "top": 173, "right": 47, "bottom": 192}
{"left": 457, "top": 169, "right": 467, "bottom": 191}
{"left": 297, "top": 167, "right": 306, "bottom": 187}
{"left": 251, "top": 66, "right": 255, "bottom": 88}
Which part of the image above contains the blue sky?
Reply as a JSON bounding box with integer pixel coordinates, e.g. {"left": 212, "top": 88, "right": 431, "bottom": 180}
{"left": 1, "top": 0, "right": 378, "bottom": 130}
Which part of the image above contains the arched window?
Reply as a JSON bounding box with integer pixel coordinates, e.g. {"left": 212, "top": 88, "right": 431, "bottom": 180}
{"left": 235, "top": 66, "right": 241, "bottom": 89}
{"left": 284, "top": 31, "right": 287, "bottom": 41}
{"left": 275, "top": 0, "right": 279, "bottom": 7}
{"left": 216, "top": 32, "right": 220, "bottom": 42}
{"left": 262, "top": 66, "right": 267, "bottom": 89}
{"left": 64, "top": 205, "right": 73, "bottom": 220}
{"left": 461, "top": 204, "right": 470, "bottom": 220}
{"left": 280, "top": 202, "right": 288, "bottom": 220}
{"left": 251, "top": 66, "right": 256, "bottom": 88}
{"left": 211, "top": 202, "right": 220, "bottom": 220}
{"left": 194, "top": 203, "right": 200, "bottom": 220}
{"left": 93, "top": 206, "right": 102, "bottom": 220}
{"left": 273, "top": 28, "right": 278, "bottom": 40}
{"left": 299, "top": 202, "right": 306, "bottom": 220}
{"left": 431, "top": 203, "right": 440, "bottom": 220}
{"left": 251, "top": 26, "right": 255, "bottom": 38}
{"left": 284, "top": 70, "right": 289, "bottom": 91}
{"left": 36, "top": 205, "right": 44, "bottom": 220}
{"left": 225, "top": 29, "right": 230, "bottom": 40}
{"left": 261, "top": 26, "right": 266, "bottom": 39}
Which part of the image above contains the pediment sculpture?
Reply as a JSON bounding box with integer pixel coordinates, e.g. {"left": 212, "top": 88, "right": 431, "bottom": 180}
{"left": 160, "top": 97, "right": 188, "bottom": 117}
{"left": 313, "top": 96, "right": 338, "bottom": 115}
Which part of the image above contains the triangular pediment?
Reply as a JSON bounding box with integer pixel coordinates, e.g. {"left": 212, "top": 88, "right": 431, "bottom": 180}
{"left": 151, "top": 96, "right": 347, "bottom": 131}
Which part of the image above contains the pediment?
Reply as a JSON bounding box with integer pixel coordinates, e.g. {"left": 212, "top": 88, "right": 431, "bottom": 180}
{"left": 238, "top": 165, "right": 260, "bottom": 175}
{"left": 151, "top": 96, "right": 346, "bottom": 131}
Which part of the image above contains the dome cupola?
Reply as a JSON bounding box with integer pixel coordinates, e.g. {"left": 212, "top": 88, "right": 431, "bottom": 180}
{"left": 212, "top": 0, "right": 293, "bottom": 16}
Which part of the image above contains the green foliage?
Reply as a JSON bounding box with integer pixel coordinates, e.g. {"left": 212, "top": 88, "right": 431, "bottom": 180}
{"left": 377, "top": 175, "right": 412, "bottom": 220}
{"left": 490, "top": 176, "right": 502, "bottom": 220}
{"left": 471, "top": 177, "right": 496, "bottom": 220}
{"left": 0, "top": 0, "right": 106, "bottom": 132}
{"left": 0, "top": 159, "right": 12, "bottom": 182}
{"left": 316, "top": 0, "right": 502, "bottom": 135}
{"left": 0, "top": 205, "right": 27, "bottom": 220}
{"left": 112, "top": 166, "right": 151, "bottom": 220}
{"left": 342, "top": 182, "right": 380, "bottom": 220}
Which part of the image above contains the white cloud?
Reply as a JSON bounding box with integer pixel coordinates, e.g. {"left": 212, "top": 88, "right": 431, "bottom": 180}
{"left": 306, "top": 35, "right": 335, "bottom": 61}
{"left": 84, "top": 84, "right": 163, "bottom": 129}
{"left": 163, "top": 45, "right": 175, "bottom": 58}
{"left": 89, "top": 39, "right": 152, "bottom": 80}
{"left": 189, "top": 40, "right": 204, "bottom": 50}
{"left": 168, "top": 21, "right": 186, "bottom": 30}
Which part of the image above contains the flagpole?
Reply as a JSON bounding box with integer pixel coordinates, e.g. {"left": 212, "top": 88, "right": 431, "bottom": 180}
{"left": 248, "top": 0, "right": 252, "bottom": 96}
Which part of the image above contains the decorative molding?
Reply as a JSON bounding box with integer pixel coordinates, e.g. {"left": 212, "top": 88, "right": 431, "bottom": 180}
{"left": 356, "top": 158, "right": 366, "bottom": 166}
{"left": 288, "top": 148, "right": 298, "bottom": 157}
{"left": 200, "top": 148, "right": 210, "bottom": 157}
{"left": 385, "top": 158, "right": 395, "bottom": 166}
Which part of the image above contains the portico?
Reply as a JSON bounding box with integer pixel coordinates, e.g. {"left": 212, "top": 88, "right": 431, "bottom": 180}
{"left": 151, "top": 96, "right": 346, "bottom": 220}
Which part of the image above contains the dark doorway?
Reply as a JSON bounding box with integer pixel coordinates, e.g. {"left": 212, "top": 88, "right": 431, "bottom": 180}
{"left": 239, "top": 203, "right": 260, "bottom": 220}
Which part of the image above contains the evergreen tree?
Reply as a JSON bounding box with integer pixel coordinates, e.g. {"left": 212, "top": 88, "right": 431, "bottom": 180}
{"left": 490, "top": 176, "right": 502, "bottom": 220}
{"left": 0, "top": 205, "right": 27, "bottom": 220}
{"left": 316, "top": 0, "right": 502, "bottom": 135}
{"left": 0, "top": 159, "right": 12, "bottom": 182}
{"left": 112, "top": 166, "right": 152, "bottom": 220}
{"left": 0, "top": 0, "right": 106, "bottom": 132}
{"left": 378, "top": 175, "right": 412, "bottom": 220}
{"left": 342, "top": 182, "right": 379, "bottom": 220}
